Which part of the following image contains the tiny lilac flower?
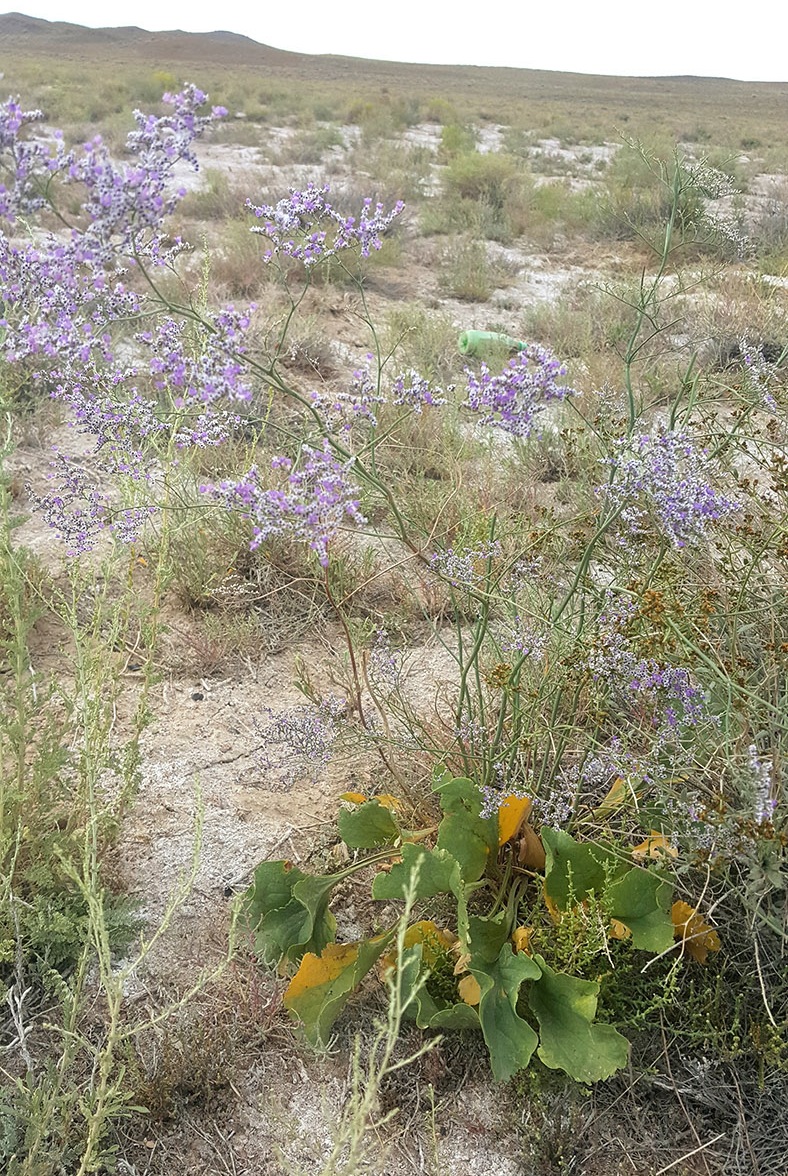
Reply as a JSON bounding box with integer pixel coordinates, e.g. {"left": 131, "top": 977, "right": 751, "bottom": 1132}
{"left": 498, "top": 616, "right": 547, "bottom": 660}
{"left": 0, "top": 98, "right": 75, "bottom": 222}
{"left": 255, "top": 696, "right": 346, "bottom": 788}
{"left": 430, "top": 541, "right": 502, "bottom": 588}
{"left": 66, "top": 84, "right": 225, "bottom": 259}
{"left": 139, "top": 306, "right": 255, "bottom": 405}
{"left": 26, "top": 453, "right": 108, "bottom": 555}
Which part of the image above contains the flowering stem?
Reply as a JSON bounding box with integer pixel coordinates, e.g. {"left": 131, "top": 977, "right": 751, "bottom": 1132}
{"left": 621, "top": 153, "right": 682, "bottom": 433}
{"left": 551, "top": 506, "right": 625, "bottom": 625}
{"left": 322, "top": 564, "right": 407, "bottom": 787}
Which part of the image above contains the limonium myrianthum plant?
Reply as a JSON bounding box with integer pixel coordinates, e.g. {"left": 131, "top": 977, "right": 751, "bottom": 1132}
{"left": 463, "top": 343, "right": 577, "bottom": 438}
{"left": 200, "top": 440, "right": 367, "bottom": 568}
{"left": 601, "top": 427, "right": 739, "bottom": 547}
{"left": 247, "top": 181, "right": 404, "bottom": 265}
{"left": 3, "top": 86, "right": 781, "bottom": 1096}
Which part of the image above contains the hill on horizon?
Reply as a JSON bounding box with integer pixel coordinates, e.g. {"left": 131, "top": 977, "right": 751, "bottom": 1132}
{"left": 4, "top": 10, "right": 787, "bottom": 87}
{"left": 2, "top": 10, "right": 786, "bottom": 146}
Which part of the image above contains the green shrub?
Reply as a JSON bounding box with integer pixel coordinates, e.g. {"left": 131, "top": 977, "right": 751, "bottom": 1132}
{"left": 439, "top": 236, "right": 512, "bottom": 301}
{"left": 385, "top": 303, "right": 462, "bottom": 383}
{"left": 179, "top": 168, "right": 249, "bottom": 221}
{"left": 444, "top": 151, "right": 519, "bottom": 209}
{"left": 439, "top": 123, "right": 477, "bottom": 160}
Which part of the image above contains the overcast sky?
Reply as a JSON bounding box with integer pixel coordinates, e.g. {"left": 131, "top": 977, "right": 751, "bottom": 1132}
{"left": 10, "top": 1, "right": 788, "bottom": 82}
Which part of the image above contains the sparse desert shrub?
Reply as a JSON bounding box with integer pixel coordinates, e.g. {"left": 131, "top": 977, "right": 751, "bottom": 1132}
{"left": 439, "top": 235, "right": 516, "bottom": 301}
{"left": 749, "top": 178, "right": 788, "bottom": 271}
{"left": 500, "top": 125, "right": 537, "bottom": 158}
{"left": 351, "top": 139, "right": 436, "bottom": 203}
{"left": 522, "top": 280, "right": 639, "bottom": 359}
{"left": 439, "top": 122, "right": 478, "bottom": 160}
{"left": 208, "top": 216, "right": 272, "bottom": 297}
{"left": 436, "top": 151, "right": 536, "bottom": 240}
{"left": 179, "top": 167, "right": 252, "bottom": 221}
{"left": 443, "top": 150, "right": 519, "bottom": 209}
{"left": 272, "top": 123, "right": 346, "bottom": 165}
{"left": 423, "top": 96, "right": 460, "bottom": 124}
{"left": 385, "top": 302, "right": 462, "bottom": 383}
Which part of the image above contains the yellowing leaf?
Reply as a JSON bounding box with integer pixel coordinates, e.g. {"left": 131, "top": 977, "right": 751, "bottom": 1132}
{"left": 380, "top": 920, "right": 455, "bottom": 975}
{"left": 544, "top": 891, "right": 563, "bottom": 926}
{"left": 498, "top": 795, "right": 532, "bottom": 845}
{"left": 632, "top": 832, "right": 678, "bottom": 861}
{"left": 283, "top": 935, "right": 393, "bottom": 1044}
{"left": 453, "top": 950, "right": 472, "bottom": 976}
{"left": 517, "top": 825, "right": 546, "bottom": 871}
{"left": 671, "top": 901, "right": 721, "bottom": 964}
{"left": 458, "top": 974, "right": 482, "bottom": 1006}
{"left": 593, "top": 776, "right": 632, "bottom": 818}
{"left": 284, "top": 943, "right": 359, "bottom": 1004}
{"left": 512, "top": 925, "right": 535, "bottom": 955}
{"left": 609, "top": 919, "right": 632, "bottom": 941}
{"left": 377, "top": 794, "right": 403, "bottom": 811}
{"left": 340, "top": 791, "right": 367, "bottom": 805}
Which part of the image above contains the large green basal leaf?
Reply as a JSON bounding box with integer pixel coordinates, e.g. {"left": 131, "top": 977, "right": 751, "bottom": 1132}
{"left": 399, "top": 943, "right": 481, "bottom": 1031}
{"left": 284, "top": 934, "right": 393, "bottom": 1044}
{"left": 606, "top": 866, "right": 674, "bottom": 952}
{"left": 467, "top": 913, "right": 541, "bottom": 1082}
{"left": 337, "top": 799, "right": 401, "bottom": 849}
{"left": 240, "top": 860, "right": 337, "bottom": 966}
{"left": 529, "top": 955, "right": 629, "bottom": 1083}
{"left": 542, "top": 827, "right": 617, "bottom": 909}
{"left": 371, "top": 844, "right": 463, "bottom": 902}
{"left": 434, "top": 775, "right": 498, "bottom": 883}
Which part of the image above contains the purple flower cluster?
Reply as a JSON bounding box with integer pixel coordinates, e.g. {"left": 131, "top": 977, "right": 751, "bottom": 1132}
{"left": 741, "top": 338, "right": 780, "bottom": 411}
{"left": 558, "top": 740, "right": 672, "bottom": 818}
{"left": 629, "top": 662, "right": 707, "bottom": 732}
{"left": 173, "top": 408, "right": 244, "bottom": 449}
{"left": 659, "top": 747, "right": 780, "bottom": 859}
{"left": 335, "top": 362, "right": 386, "bottom": 425}
{"left": 533, "top": 785, "right": 575, "bottom": 828}
{"left": 0, "top": 85, "right": 223, "bottom": 371}
{"left": 27, "top": 452, "right": 154, "bottom": 556}
{"left": 309, "top": 365, "right": 447, "bottom": 434}
{"left": 52, "top": 356, "right": 165, "bottom": 478}
{"left": 27, "top": 453, "right": 107, "bottom": 555}
{"left": 139, "top": 306, "right": 255, "bottom": 405}
{"left": 602, "top": 429, "right": 739, "bottom": 548}
{"left": 0, "top": 98, "right": 71, "bottom": 220}
{"left": 367, "top": 629, "right": 404, "bottom": 694}
{"left": 455, "top": 715, "right": 494, "bottom": 748}
{"left": 255, "top": 696, "right": 346, "bottom": 788}
{"left": 391, "top": 369, "right": 448, "bottom": 413}
{"left": 201, "top": 439, "right": 366, "bottom": 567}
{"left": 66, "top": 84, "right": 226, "bottom": 259}
{"left": 0, "top": 235, "right": 139, "bottom": 362}
{"left": 463, "top": 345, "right": 576, "bottom": 438}
{"left": 247, "top": 182, "right": 404, "bottom": 266}
{"left": 0, "top": 86, "right": 256, "bottom": 555}
{"left": 430, "top": 540, "right": 502, "bottom": 588}
{"left": 498, "top": 615, "right": 547, "bottom": 660}
{"left": 590, "top": 614, "right": 710, "bottom": 753}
